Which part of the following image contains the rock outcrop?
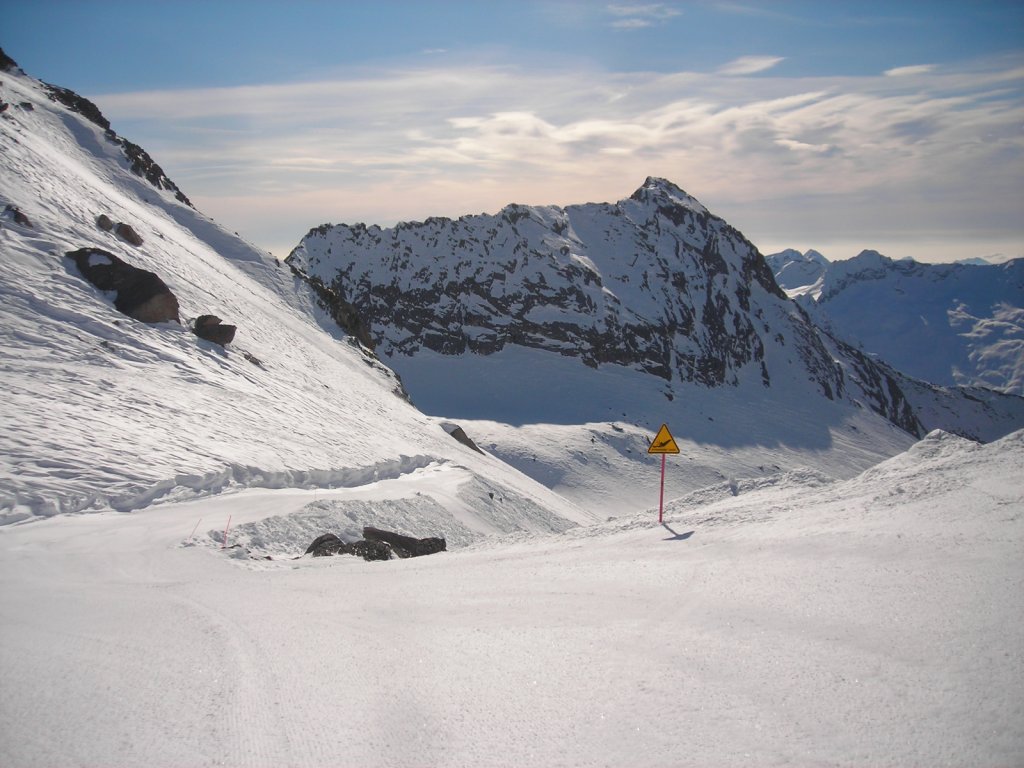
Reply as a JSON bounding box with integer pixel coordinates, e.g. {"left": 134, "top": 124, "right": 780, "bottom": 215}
{"left": 67, "top": 247, "right": 180, "bottom": 323}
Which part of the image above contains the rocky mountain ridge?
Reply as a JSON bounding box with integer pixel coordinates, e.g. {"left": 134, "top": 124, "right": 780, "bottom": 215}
{"left": 287, "top": 178, "right": 834, "bottom": 391}
{"left": 287, "top": 180, "right": 922, "bottom": 433}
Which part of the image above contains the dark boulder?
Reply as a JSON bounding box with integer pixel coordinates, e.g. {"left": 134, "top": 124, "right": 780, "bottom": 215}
{"left": 115, "top": 222, "right": 143, "bottom": 246}
{"left": 305, "top": 533, "right": 349, "bottom": 557}
{"left": 96, "top": 214, "right": 114, "bottom": 231}
{"left": 363, "top": 526, "right": 446, "bottom": 558}
{"left": 351, "top": 539, "right": 394, "bottom": 562}
{"left": 192, "top": 315, "right": 237, "bottom": 346}
{"left": 67, "top": 247, "right": 180, "bottom": 323}
{"left": 303, "top": 533, "right": 393, "bottom": 561}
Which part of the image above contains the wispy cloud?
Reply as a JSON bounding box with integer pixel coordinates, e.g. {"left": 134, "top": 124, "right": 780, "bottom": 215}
{"left": 98, "top": 54, "right": 1024, "bottom": 261}
{"left": 884, "top": 64, "right": 935, "bottom": 77}
{"left": 718, "top": 55, "right": 785, "bottom": 75}
{"left": 606, "top": 3, "right": 681, "bottom": 29}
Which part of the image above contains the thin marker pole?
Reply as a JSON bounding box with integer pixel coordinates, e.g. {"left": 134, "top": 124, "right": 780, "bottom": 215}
{"left": 222, "top": 515, "right": 232, "bottom": 549}
{"left": 188, "top": 518, "right": 202, "bottom": 541}
{"left": 659, "top": 453, "right": 666, "bottom": 523}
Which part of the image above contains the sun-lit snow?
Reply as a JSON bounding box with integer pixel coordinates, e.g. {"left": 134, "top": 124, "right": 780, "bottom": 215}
{"left": 1, "top": 56, "right": 1023, "bottom": 768}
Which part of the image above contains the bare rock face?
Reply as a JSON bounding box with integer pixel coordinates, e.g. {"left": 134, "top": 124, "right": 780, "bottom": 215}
{"left": 67, "top": 247, "right": 180, "bottom": 323}
{"left": 96, "top": 214, "right": 114, "bottom": 231}
{"left": 192, "top": 315, "right": 237, "bottom": 346}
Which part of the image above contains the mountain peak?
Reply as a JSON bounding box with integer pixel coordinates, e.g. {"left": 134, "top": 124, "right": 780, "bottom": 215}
{"left": 629, "top": 176, "right": 709, "bottom": 215}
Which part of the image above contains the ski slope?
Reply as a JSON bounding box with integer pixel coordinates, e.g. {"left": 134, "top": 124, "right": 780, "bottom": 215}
{"left": 1, "top": 429, "right": 1021, "bottom": 767}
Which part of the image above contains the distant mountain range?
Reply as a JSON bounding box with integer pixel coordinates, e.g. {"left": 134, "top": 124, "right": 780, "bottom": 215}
{"left": 765, "top": 248, "right": 1023, "bottom": 395}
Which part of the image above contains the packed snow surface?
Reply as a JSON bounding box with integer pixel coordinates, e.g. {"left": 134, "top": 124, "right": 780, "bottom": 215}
{"left": 1, "top": 429, "right": 1022, "bottom": 767}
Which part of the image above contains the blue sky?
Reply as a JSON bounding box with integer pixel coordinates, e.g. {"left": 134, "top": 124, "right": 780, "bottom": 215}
{"left": 6, "top": 1, "right": 1024, "bottom": 262}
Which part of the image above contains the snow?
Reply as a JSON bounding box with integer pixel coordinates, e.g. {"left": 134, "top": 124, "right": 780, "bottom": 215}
{"left": 800, "top": 250, "right": 1024, "bottom": 394}
{"left": 2, "top": 430, "right": 1022, "bottom": 767}
{"left": 2, "top": 62, "right": 1023, "bottom": 767}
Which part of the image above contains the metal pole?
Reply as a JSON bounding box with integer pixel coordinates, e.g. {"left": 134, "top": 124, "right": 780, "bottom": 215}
{"left": 659, "top": 453, "right": 666, "bottom": 523}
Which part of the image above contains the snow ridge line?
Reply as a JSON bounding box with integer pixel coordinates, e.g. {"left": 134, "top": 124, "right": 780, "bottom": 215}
{"left": 1, "top": 455, "right": 442, "bottom": 524}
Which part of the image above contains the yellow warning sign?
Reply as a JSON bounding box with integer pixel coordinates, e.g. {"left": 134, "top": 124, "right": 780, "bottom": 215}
{"left": 647, "top": 423, "right": 680, "bottom": 454}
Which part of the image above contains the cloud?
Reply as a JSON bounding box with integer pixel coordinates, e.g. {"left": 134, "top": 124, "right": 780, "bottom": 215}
{"left": 606, "top": 3, "right": 681, "bottom": 29}
{"left": 718, "top": 55, "right": 785, "bottom": 75}
{"left": 96, "top": 54, "right": 1024, "bottom": 260}
{"left": 884, "top": 64, "right": 935, "bottom": 77}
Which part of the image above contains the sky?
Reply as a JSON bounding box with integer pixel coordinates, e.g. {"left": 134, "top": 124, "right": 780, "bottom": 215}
{"left": 5, "top": 1, "right": 1024, "bottom": 263}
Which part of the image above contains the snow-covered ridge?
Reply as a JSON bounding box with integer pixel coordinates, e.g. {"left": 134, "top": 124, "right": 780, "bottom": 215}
{"left": 765, "top": 247, "right": 829, "bottom": 293}
{"left": 287, "top": 174, "right": 1024, "bottom": 454}
{"left": 801, "top": 249, "right": 1024, "bottom": 394}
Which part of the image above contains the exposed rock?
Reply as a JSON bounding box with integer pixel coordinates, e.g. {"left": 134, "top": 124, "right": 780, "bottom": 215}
{"left": 447, "top": 425, "right": 484, "bottom": 454}
{"left": 350, "top": 539, "right": 394, "bottom": 562}
{"left": 0, "top": 47, "right": 22, "bottom": 73}
{"left": 285, "top": 260, "right": 374, "bottom": 349}
{"left": 2, "top": 204, "right": 31, "bottom": 228}
{"left": 96, "top": 214, "right": 114, "bottom": 232}
{"left": 305, "top": 533, "right": 348, "bottom": 557}
{"left": 115, "top": 222, "right": 143, "bottom": 246}
{"left": 363, "top": 526, "right": 446, "bottom": 558}
{"left": 303, "top": 533, "right": 393, "bottom": 561}
{"left": 43, "top": 83, "right": 110, "bottom": 130}
{"left": 67, "top": 247, "right": 180, "bottom": 323}
{"left": 112, "top": 135, "right": 193, "bottom": 208}
{"left": 192, "top": 315, "right": 237, "bottom": 346}
{"left": 32, "top": 69, "right": 193, "bottom": 208}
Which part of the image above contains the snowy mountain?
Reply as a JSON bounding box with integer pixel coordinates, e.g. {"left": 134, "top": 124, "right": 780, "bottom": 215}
{"left": 286, "top": 179, "right": 1024, "bottom": 507}
{"left": 764, "top": 247, "right": 829, "bottom": 292}
{"left": 800, "top": 249, "right": 1024, "bottom": 395}
{"left": 0, "top": 50, "right": 587, "bottom": 532}
{"left": 2, "top": 49, "right": 1023, "bottom": 768}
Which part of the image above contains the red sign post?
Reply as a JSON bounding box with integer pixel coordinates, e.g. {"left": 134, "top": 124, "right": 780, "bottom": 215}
{"left": 647, "top": 424, "right": 680, "bottom": 523}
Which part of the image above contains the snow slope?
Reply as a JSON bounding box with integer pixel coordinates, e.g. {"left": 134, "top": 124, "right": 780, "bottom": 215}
{"left": 0, "top": 56, "right": 587, "bottom": 531}
{"left": 1, "top": 429, "right": 1020, "bottom": 767}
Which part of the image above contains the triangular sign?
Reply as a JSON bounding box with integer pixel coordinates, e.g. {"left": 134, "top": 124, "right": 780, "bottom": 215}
{"left": 648, "top": 423, "right": 680, "bottom": 454}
